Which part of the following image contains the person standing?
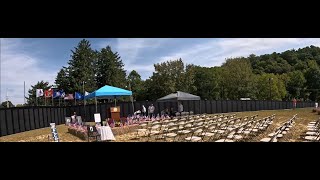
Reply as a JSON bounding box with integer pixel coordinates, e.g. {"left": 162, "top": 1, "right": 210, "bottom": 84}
{"left": 178, "top": 102, "right": 184, "bottom": 115}
{"left": 148, "top": 104, "right": 155, "bottom": 118}
{"left": 142, "top": 105, "right": 146, "bottom": 116}
{"left": 293, "top": 98, "right": 297, "bottom": 110}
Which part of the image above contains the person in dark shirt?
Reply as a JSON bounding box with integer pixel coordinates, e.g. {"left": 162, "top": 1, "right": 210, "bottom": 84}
{"left": 169, "top": 107, "right": 175, "bottom": 118}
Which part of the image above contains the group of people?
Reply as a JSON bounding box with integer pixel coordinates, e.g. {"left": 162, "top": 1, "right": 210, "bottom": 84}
{"left": 138, "top": 102, "right": 184, "bottom": 118}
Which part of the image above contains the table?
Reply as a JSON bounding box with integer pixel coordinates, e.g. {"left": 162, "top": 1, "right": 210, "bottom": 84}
{"left": 97, "top": 126, "right": 116, "bottom": 141}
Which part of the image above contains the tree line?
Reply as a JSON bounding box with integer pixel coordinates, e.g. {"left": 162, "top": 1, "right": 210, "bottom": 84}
{"left": 14, "top": 40, "right": 320, "bottom": 107}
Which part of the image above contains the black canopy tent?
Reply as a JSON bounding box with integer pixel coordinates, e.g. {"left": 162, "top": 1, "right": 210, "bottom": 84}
{"left": 157, "top": 91, "right": 201, "bottom": 114}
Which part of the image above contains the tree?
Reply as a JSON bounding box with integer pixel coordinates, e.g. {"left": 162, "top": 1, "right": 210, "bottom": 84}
{"left": 95, "top": 46, "right": 127, "bottom": 89}
{"left": 287, "top": 71, "right": 306, "bottom": 99}
{"left": 67, "top": 39, "right": 97, "bottom": 94}
{"left": 221, "top": 57, "right": 255, "bottom": 99}
{"left": 255, "top": 74, "right": 286, "bottom": 100}
{"left": 127, "top": 70, "right": 144, "bottom": 101}
{"left": 147, "top": 59, "right": 186, "bottom": 99}
{"left": 26, "top": 81, "right": 52, "bottom": 106}
{"left": 55, "top": 67, "right": 71, "bottom": 93}
{"left": 305, "top": 61, "right": 320, "bottom": 101}
{"left": 16, "top": 104, "right": 24, "bottom": 107}
{"left": 0, "top": 101, "right": 14, "bottom": 108}
{"left": 191, "top": 66, "right": 220, "bottom": 100}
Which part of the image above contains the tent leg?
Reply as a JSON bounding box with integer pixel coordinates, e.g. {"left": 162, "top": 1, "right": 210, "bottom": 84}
{"left": 131, "top": 96, "right": 134, "bottom": 115}
{"left": 95, "top": 97, "right": 97, "bottom": 113}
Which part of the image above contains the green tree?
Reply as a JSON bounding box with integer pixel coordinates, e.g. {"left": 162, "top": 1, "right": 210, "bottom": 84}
{"left": 26, "top": 81, "right": 52, "bottom": 106}
{"left": 287, "top": 71, "right": 306, "bottom": 99}
{"left": 127, "top": 70, "right": 144, "bottom": 101}
{"left": 305, "top": 61, "right": 320, "bottom": 101}
{"left": 255, "top": 74, "right": 286, "bottom": 100}
{"left": 221, "top": 57, "right": 255, "bottom": 99}
{"left": 192, "top": 66, "right": 220, "bottom": 100}
{"left": 148, "top": 58, "right": 188, "bottom": 99}
{"left": 67, "top": 39, "right": 97, "bottom": 94}
{"left": 95, "top": 46, "right": 127, "bottom": 89}
{"left": 55, "top": 67, "right": 71, "bottom": 93}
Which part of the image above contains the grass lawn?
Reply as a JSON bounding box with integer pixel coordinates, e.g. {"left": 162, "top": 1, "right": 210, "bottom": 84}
{"left": 0, "top": 107, "right": 318, "bottom": 142}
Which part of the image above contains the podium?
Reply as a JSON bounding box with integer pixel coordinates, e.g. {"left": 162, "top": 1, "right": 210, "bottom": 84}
{"left": 110, "top": 106, "right": 120, "bottom": 121}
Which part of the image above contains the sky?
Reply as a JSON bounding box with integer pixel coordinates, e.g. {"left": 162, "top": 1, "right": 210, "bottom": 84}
{"left": 1, "top": 38, "right": 320, "bottom": 105}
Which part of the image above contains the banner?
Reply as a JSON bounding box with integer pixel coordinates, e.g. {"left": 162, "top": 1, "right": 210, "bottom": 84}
{"left": 36, "top": 89, "right": 44, "bottom": 97}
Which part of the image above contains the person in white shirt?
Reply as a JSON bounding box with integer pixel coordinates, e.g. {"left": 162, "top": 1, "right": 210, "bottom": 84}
{"left": 71, "top": 112, "right": 77, "bottom": 124}
{"left": 178, "top": 102, "right": 183, "bottom": 115}
{"left": 142, "top": 105, "right": 146, "bottom": 116}
{"left": 148, "top": 104, "right": 155, "bottom": 117}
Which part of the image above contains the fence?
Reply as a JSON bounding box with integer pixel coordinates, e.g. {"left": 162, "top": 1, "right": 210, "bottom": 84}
{"left": 67, "top": 100, "right": 314, "bottom": 122}
{"left": 0, "top": 106, "right": 66, "bottom": 137}
{"left": 0, "top": 100, "right": 315, "bottom": 137}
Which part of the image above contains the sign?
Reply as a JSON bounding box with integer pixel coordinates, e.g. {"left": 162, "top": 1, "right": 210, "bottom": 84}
{"left": 50, "top": 123, "right": 59, "bottom": 142}
{"left": 240, "top": 98, "right": 251, "bottom": 100}
{"left": 94, "top": 113, "right": 101, "bottom": 123}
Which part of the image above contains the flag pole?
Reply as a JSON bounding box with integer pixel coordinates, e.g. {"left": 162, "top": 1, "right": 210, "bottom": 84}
{"left": 83, "top": 81, "right": 86, "bottom": 121}
{"left": 24, "top": 81, "right": 26, "bottom": 105}
{"left": 95, "top": 96, "right": 97, "bottom": 113}
{"left": 52, "top": 90, "right": 53, "bottom": 106}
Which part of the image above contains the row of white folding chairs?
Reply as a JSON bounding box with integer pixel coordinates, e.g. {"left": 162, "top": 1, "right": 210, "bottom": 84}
{"left": 145, "top": 114, "right": 267, "bottom": 142}
{"left": 135, "top": 113, "right": 239, "bottom": 141}
{"left": 214, "top": 115, "right": 275, "bottom": 142}
{"left": 260, "top": 114, "right": 297, "bottom": 142}
{"left": 302, "top": 119, "right": 320, "bottom": 142}
{"left": 183, "top": 114, "right": 272, "bottom": 142}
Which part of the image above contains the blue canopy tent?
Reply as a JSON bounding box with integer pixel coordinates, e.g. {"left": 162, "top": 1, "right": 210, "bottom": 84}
{"left": 84, "top": 85, "right": 133, "bottom": 113}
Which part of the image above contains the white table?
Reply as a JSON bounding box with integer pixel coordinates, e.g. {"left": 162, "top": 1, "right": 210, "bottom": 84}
{"left": 97, "top": 126, "right": 116, "bottom": 141}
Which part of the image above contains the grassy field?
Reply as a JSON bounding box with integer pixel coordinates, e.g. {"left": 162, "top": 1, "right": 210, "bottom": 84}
{"left": 0, "top": 107, "right": 318, "bottom": 142}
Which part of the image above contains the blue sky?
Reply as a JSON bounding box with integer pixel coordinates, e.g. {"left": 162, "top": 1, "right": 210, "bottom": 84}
{"left": 1, "top": 38, "right": 320, "bottom": 105}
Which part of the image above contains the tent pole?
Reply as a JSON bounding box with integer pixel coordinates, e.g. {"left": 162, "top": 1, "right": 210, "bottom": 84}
{"left": 199, "top": 100, "right": 201, "bottom": 114}
{"left": 131, "top": 95, "right": 134, "bottom": 115}
{"left": 95, "top": 96, "right": 97, "bottom": 113}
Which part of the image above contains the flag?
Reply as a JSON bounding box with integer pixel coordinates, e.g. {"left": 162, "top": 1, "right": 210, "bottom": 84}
{"left": 64, "top": 94, "right": 74, "bottom": 100}
{"left": 53, "top": 90, "right": 61, "bottom": 98}
{"left": 75, "top": 92, "right": 84, "bottom": 100}
{"left": 36, "top": 89, "right": 44, "bottom": 97}
{"left": 45, "top": 89, "right": 53, "bottom": 98}
{"left": 60, "top": 90, "right": 65, "bottom": 98}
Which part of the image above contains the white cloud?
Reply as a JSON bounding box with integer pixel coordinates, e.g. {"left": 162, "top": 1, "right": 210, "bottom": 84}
{"left": 0, "top": 38, "right": 57, "bottom": 105}
{"left": 157, "top": 38, "right": 320, "bottom": 68}
{"left": 99, "top": 38, "right": 169, "bottom": 78}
